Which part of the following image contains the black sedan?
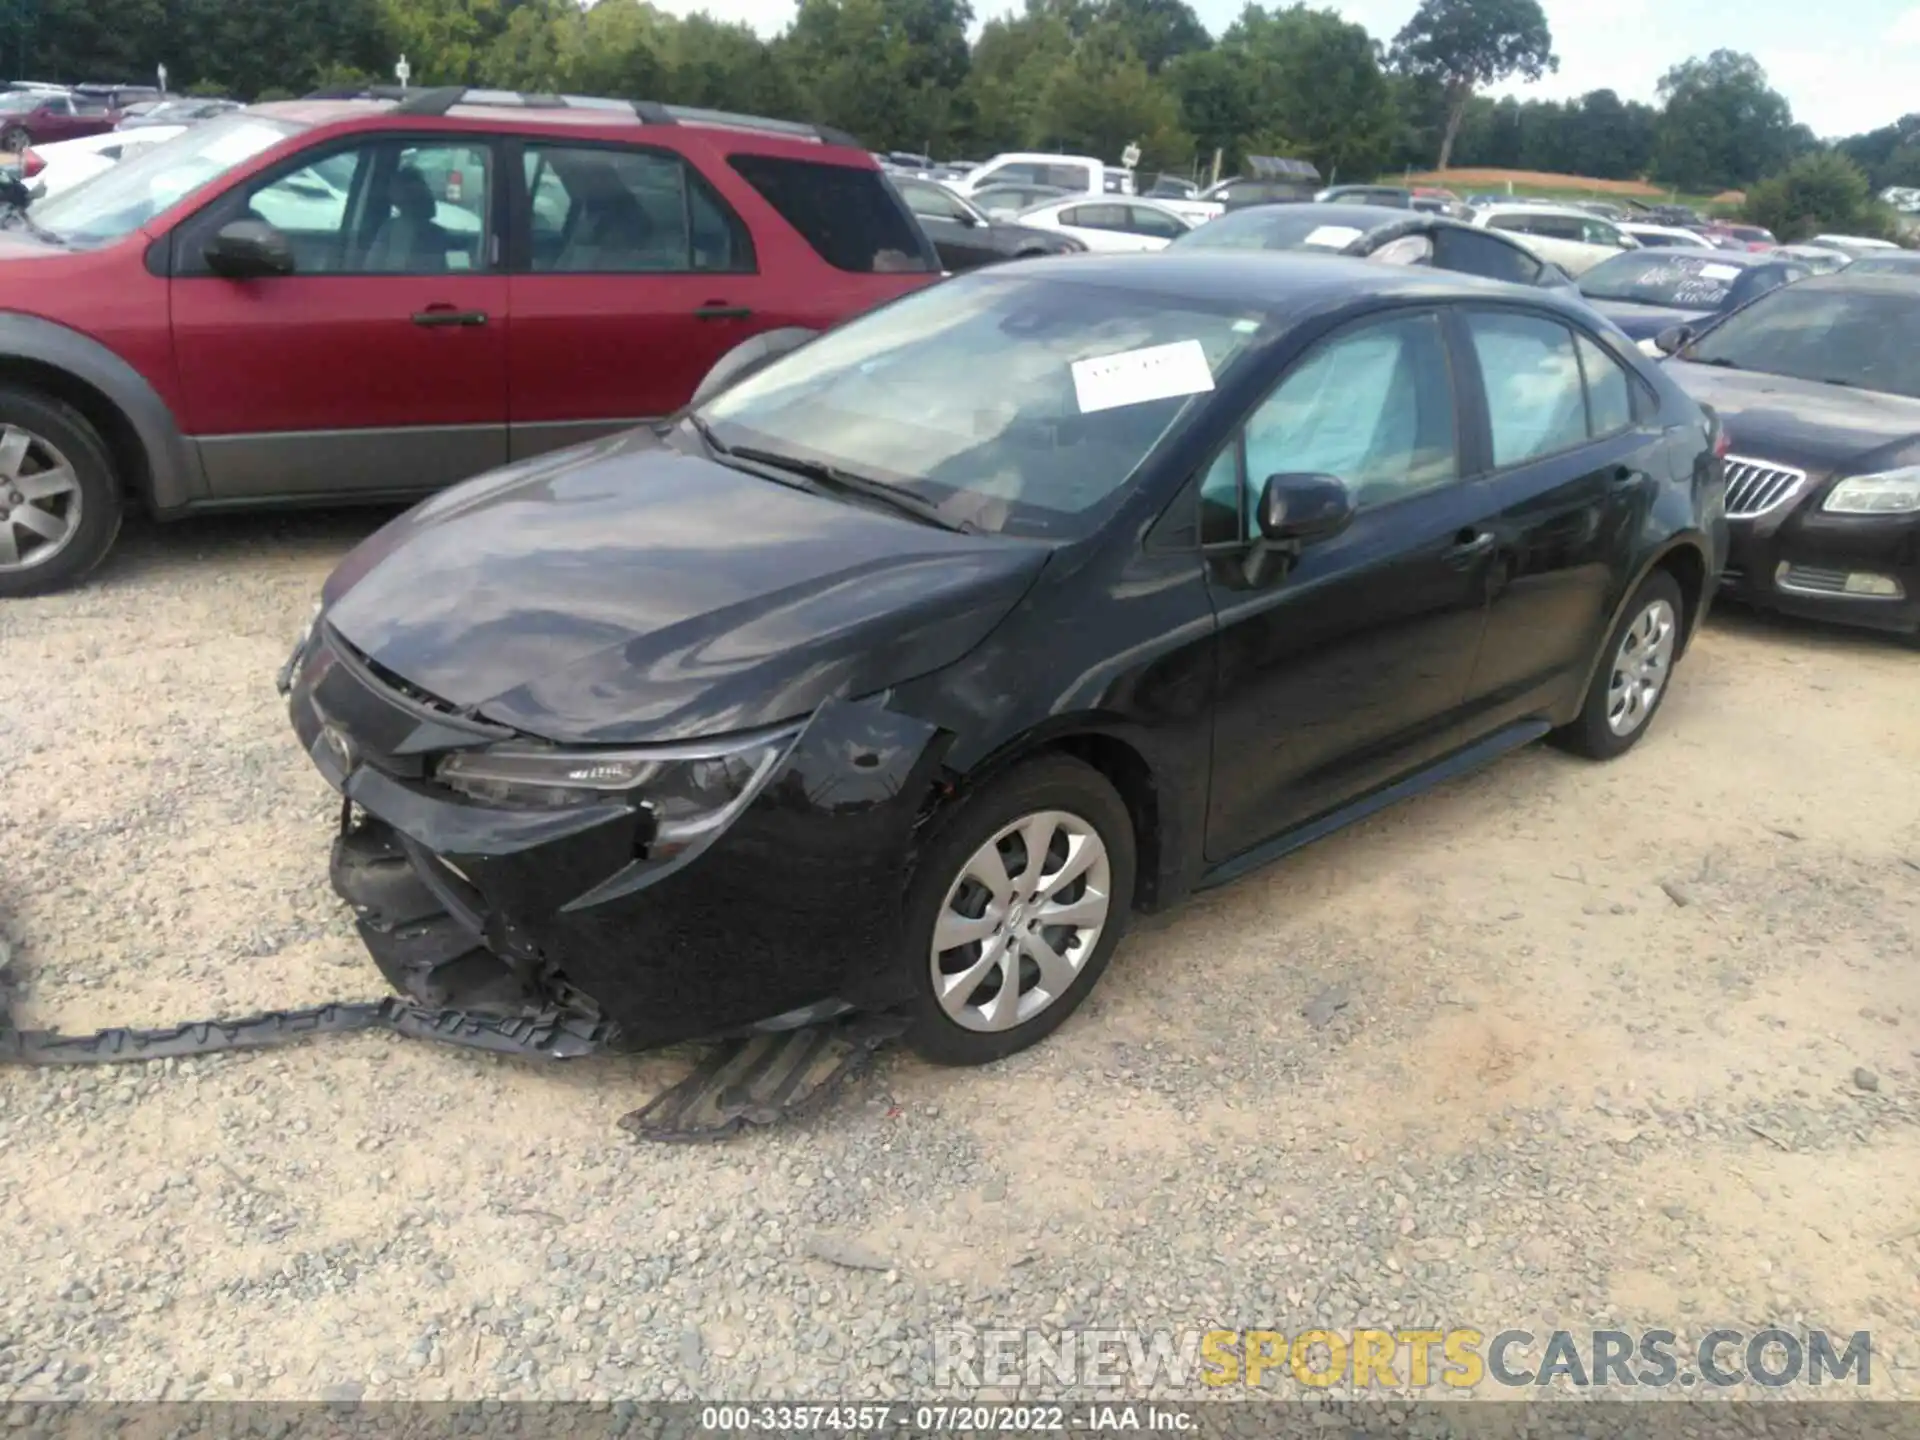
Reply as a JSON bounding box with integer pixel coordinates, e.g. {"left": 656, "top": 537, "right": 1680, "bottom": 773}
{"left": 1173, "top": 202, "right": 1579, "bottom": 294}
{"left": 1661, "top": 273, "right": 1920, "bottom": 639}
{"left": 893, "top": 176, "right": 1084, "bottom": 269}
{"left": 284, "top": 256, "right": 1724, "bottom": 1068}
{"left": 1577, "top": 249, "right": 1812, "bottom": 343}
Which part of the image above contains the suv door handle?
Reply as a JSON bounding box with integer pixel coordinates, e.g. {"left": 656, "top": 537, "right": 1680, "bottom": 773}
{"left": 1443, "top": 529, "right": 1496, "bottom": 566}
{"left": 693, "top": 303, "right": 753, "bottom": 320}
{"left": 412, "top": 307, "right": 488, "bottom": 327}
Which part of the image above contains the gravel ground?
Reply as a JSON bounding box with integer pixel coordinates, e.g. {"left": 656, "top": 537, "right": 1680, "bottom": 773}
{"left": 2, "top": 511, "right": 1918, "bottom": 1405}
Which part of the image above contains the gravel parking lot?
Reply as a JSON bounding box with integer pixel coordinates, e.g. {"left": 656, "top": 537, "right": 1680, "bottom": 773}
{"left": 2, "top": 512, "right": 1918, "bottom": 1404}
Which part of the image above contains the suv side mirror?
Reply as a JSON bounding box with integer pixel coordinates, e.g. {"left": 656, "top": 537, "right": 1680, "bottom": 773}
{"left": 205, "top": 218, "right": 294, "bottom": 279}
{"left": 1259, "top": 472, "right": 1354, "bottom": 544}
{"left": 1653, "top": 324, "right": 1693, "bottom": 356}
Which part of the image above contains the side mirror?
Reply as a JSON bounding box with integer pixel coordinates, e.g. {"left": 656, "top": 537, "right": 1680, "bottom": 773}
{"left": 1653, "top": 325, "right": 1693, "bottom": 356}
{"left": 204, "top": 218, "right": 294, "bottom": 279}
{"left": 1259, "top": 472, "right": 1354, "bottom": 545}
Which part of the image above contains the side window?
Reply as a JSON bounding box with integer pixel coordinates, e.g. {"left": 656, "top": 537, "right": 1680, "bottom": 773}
{"left": 1577, "top": 334, "right": 1635, "bottom": 436}
{"left": 728, "top": 153, "right": 931, "bottom": 273}
{"left": 1239, "top": 312, "right": 1459, "bottom": 516}
{"left": 1043, "top": 164, "right": 1092, "bottom": 191}
{"left": 1431, "top": 227, "right": 1543, "bottom": 285}
{"left": 979, "top": 162, "right": 1038, "bottom": 187}
{"left": 1486, "top": 214, "right": 1524, "bottom": 234}
{"left": 244, "top": 141, "right": 490, "bottom": 276}
{"left": 901, "top": 181, "right": 969, "bottom": 223}
{"left": 1582, "top": 220, "right": 1623, "bottom": 247}
{"left": 525, "top": 144, "right": 752, "bottom": 274}
{"left": 1062, "top": 203, "right": 1127, "bottom": 230}
{"left": 1127, "top": 205, "right": 1186, "bottom": 240}
{"left": 1466, "top": 311, "right": 1588, "bottom": 466}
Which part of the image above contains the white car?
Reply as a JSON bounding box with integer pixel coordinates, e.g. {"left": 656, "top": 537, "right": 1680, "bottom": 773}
{"left": 1014, "top": 196, "right": 1191, "bottom": 252}
{"left": 955, "top": 152, "right": 1126, "bottom": 200}
{"left": 22, "top": 125, "right": 185, "bottom": 202}
{"left": 1620, "top": 222, "right": 1713, "bottom": 250}
{"left": 1810, "top": 233, "right": 1900, "bottom": 254}
{"left": 1471, "top": 201, "right": 1638, "bottom": 275}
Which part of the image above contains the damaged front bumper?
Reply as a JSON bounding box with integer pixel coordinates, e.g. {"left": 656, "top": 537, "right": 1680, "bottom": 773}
{"left": 289, "top": 621, "right": 948, "bottom": 1051}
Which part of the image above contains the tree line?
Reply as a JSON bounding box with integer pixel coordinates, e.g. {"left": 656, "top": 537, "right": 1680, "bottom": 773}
{"left": 5, "top": 0, "right": 1915, "bottom": 235}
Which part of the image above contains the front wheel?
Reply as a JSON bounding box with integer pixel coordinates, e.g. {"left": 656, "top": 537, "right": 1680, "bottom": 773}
{"left": 1554, "top": 569, "right": 1684, "bottom": 760}
{"left": 0, "top": 126, "right": 28, "bottom": 155}
{"left": 0, "top": 386, "right": 124, "bottom": 598}
{"left": 902, "top": 755, "right": 1136, "bottom": 1066}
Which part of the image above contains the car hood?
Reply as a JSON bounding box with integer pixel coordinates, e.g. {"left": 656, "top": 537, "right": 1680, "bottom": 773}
{"left": 1584, "top": 298, "right": 1703, "bottom": 339}
{"left": 322, "top": 430, "right": 1050, "bottom": 745}
{"left": 1665, "top": 362, "right": 1920, "bottom": 475}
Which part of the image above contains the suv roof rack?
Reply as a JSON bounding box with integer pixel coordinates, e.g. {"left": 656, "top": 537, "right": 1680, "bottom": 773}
{"left": 297, "top": 85, "right": 861, "bottom": 148}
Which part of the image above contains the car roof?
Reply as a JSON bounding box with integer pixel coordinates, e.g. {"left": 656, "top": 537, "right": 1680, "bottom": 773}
{"left": 1607, "top": 247, "right": 1769, "bottom": 268}
{"left": 1289, "top": 203, "right": 1414, "bottom": 229}
{"left": 250, "top": 89, "right": 869, "bottom": 154}
{"left": 988, "top": 250, "right": 1595, "bottom": 317}
{"left": 1790, "top": 271, "right": 1920, "bottom": 295}
{"left": 1477, "top": 201, "right": 1600, "bottom": 220}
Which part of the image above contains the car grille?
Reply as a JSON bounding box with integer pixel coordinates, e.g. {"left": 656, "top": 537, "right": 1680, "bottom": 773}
{"left": 1723, "top": 456, "right": 1807, "bottom": 519}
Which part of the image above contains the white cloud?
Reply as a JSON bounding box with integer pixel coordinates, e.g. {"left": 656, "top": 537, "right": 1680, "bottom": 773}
{"left": 1888, "top": 5, "right": 1920, "bottom": 43}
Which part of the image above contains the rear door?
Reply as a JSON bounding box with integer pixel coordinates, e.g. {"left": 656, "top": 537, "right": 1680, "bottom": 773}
{"left": 169, "top": 132, "right": 508, "bottom": 499}
{"left": 1203, "top": 307, "right": 1502, "bottom": 860}
{"left": 1456, "top": 308, "right": 1656, "bottom": 723}
{"left": 503, "top": 138, "right": 774, "bottom": 456}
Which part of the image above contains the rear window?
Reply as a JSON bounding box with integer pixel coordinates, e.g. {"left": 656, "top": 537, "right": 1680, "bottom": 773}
{"left": 727, "top": 154, "right": 936, "bottom": 274}
{"left": 1579, "top": 252, "right": 1748, "bottom": 309}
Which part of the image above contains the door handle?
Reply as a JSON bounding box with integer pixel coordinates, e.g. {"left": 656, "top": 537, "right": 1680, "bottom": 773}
{"left": 693, "top": 303, "right": 753, "bottom": 320}
{"left": 412, "top": 307, "right": 488, "bottom": 327}
{"left": 1443, "top": 529, "right": 1496, "bottom": 566}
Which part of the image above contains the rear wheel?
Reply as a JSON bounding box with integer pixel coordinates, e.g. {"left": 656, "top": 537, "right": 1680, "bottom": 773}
{"left": 0, "top": 386, "right": 123, "bottom": 598}
{"left": 1554, "top": 570, "right": 1684, "bottom": 760}
{"left": 902, "top": 755, "right": 1135, "bottom": 1066}
{"left": 0, "top": 126, "right": 28, "bottom": 155}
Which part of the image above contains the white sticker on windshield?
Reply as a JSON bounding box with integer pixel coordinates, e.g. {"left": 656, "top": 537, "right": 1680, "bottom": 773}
{"left": 1303, "top": 225, "right": 1365, "bottom": 249}
{"left": 1699, "top": 263, "right": 1741, "bottom": 281}
{"left": 1071, "top": 340, "right": 1215, "bottom": 415}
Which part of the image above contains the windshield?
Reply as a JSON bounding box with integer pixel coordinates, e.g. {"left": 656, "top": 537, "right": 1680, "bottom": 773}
{"left": 33, "top": 113, "right": 300, "bottom": 247}
{"left": 1175, "top": 207, "right": 1378, "bottom": 252}
{"left": 1686, "top": 286, "right": 1920, "bottom": 398}
{"left": 697, "top": 273, "right": 1269, "bottom": 537}
{"left": 1580, "top": 252, "right": 1751, "bottom": 309}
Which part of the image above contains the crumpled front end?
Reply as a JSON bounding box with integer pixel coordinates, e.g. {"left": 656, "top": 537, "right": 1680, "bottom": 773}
{"left": 287, "top": 619, "right": 950, "bottom": 1050}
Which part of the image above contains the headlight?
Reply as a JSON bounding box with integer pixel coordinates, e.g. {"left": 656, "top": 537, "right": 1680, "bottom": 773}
{"left": 1823, "top": 468, "right": 1920, "bottom": 514}
{"left": 434, "top": 725, "right": 796, "bottom": 851}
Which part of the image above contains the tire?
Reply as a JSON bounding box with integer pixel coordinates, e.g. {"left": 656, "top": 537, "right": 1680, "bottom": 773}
{"left": 1553, "top": 569, "right": 1685, "bottom": 760}
{"left": 0, "top": 385, "right": 124, "bottom": 599}
{"left": 902, "top": 754, "right": 1136, "bottom": 1066}
{"left": 0, "top": 127, "right": 28, "bottom": 156}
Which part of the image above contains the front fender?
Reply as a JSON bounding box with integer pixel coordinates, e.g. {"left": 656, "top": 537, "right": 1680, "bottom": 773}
{"left": 0, "top": 310, "right": 200, "bottom": 509}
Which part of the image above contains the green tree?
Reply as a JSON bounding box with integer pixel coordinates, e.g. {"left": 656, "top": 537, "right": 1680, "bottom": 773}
{"left": 1221, "top": 4, "right": 1395, "bottom": 182}
{"left": 1097, "top": 0, "right": 1208, "bottom": 73}
{"left": 1030, "top": 21, "right": 1188, "bottom": 168}
{"left": 658, "top": 14, "right": 803, "bottom": 116}
{"left": 1163, "top": 45, "right": 1254, "bottom": 174}
{"left": 1743, "top": 151, "right": 1896, "bottom": 242}
{"left": 781, "top": 0, "right": 973, "bottom": 150}
{"left": 1652, "top": 50, "right": 1795, "bottom": 192}
{"left": 1390, "top": 0, "right": 1555, "bottom": 170}
{"left": 959, "top": 6, "right": 1074, "bottom": 154}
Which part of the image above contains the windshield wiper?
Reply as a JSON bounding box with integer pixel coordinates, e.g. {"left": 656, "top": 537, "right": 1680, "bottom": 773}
{"left": 1692, "top": 356, "right": 1741, "bottom": 369}
{"left": 726, "top": 445, "right": 976, "bottom": 534}
{"left": 680, "top": 411, "right": 729, "bottom": 455}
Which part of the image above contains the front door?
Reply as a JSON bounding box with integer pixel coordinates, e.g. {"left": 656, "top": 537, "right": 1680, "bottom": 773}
{"left": 503, "top": 139, "right": 780, "bottom": 459}
{"left": 1204, "top": 308, "right": 1501, "bottom": 860}
{"left": 1458, "top": 310, "right": 1657, "bottom": 721}
{"left": 169, "top": 134, "right": 508, "bottom": 499}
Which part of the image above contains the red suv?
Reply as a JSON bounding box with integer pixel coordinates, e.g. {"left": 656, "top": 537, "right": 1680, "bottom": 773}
{"left": 0, "top": 88, "right": 940, "bottom": 595}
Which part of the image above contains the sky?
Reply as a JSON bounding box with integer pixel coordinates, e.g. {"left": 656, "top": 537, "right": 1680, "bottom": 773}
{"left": 651, "top": 0, "right": 1920, "bottom": 140}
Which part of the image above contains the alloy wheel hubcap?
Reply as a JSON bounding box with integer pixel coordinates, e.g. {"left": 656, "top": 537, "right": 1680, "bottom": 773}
{"left": 1606, "top": 597, "right": 1676, "bottom": 737}
{"left": 0, "top": 423, "right": 82, "bottom": 573}
{"left": 930, "top": 809, "right": 1113, "bottom": 1033}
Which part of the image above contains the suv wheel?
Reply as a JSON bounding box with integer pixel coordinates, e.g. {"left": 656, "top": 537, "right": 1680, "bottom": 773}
{"left": 0, "top": 387, "right": 124, "bottom": 598}
{"left": 1555, "top": 569, "right": 1684, "bottom": 760}
{"left": 902, "top": 755, "right": 1135, "bottom": 1066}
